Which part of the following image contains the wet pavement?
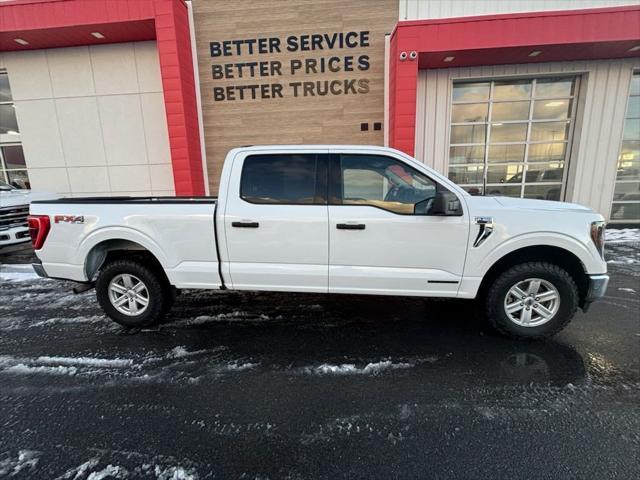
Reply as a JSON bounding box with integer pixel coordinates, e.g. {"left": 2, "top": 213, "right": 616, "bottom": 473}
{"left": 0, "top": 239, "right": 638, "bottom": 479}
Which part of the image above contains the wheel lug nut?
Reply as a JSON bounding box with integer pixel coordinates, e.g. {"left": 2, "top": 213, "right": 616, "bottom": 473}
{"left": 535, "top": 297, "right": 539, "bottom": 301}
{"left": 526, "top": 307, "right": 530, "bottom": 310}
{"left": 534, "top": 304, "right": 538, "bottom": 308}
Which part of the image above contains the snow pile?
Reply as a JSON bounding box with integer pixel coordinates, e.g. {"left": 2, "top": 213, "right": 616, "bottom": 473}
{"left": 1, "top": 354, "right": 135, "bottom": 377}
{"left": 4, "top": 364, "right": 78, "bottom": 376}
{"left": 163, "top": 311, "right": 270, "bottom": 328}
{"left": 605, "top": 228, "right": 640, "bottom": 243}
{"left": 154, "top": 465, "right": 199, "bottom": 480}
{"left": 57, "top": 458, "right": 100, "bottom": 479}
{"left": 86, "top": 464, "right": 128, "bottom": 480}
{"left": 31, "top": 315, "right": 107, "bottom": 328}
{"left": 0, "top": 264, "right": 41, "bottom": 282}
{"left": 302, "top": 360, "right": 414, "bottom": 376}
{"left": 0, "top": 450, "right": 40, "bottom": 476}
{"left": 36, "top": 356, "right": 133, "bottom": 368}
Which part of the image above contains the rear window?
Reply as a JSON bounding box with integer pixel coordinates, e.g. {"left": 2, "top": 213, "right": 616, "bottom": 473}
{"left": 240, "top": 154, "right": 319, "bottom": 204}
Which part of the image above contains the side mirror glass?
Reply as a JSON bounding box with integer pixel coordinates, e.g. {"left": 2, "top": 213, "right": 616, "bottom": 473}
{"left": 415, "top": 191, "right": 462, "bottom": 216}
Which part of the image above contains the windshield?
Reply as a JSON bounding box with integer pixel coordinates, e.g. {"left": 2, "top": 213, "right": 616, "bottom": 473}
{"left": 0, "top": 180, "right": 15, "bottom": 191}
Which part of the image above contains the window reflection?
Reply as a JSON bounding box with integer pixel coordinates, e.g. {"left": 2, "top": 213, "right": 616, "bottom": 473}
{"left": 449, "top": 76, "right": 576, "bottom": 200}
{"left": 341, "top": 155, "right": 439, "bottom": 214}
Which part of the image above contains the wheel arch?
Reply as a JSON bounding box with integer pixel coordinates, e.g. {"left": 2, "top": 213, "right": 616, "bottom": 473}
{"left": 477, "top": 245, "right": 589, "bottom": 307}
{"left": 84, "top": 238, "right": 167, "bottom": 282}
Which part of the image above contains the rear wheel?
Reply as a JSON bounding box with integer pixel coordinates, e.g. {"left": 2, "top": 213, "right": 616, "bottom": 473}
{"left": 96, "top": 258, "right": 172, "bottom": 327}
{"left": 485, "top": 261, "right": 578, "bottom": 339}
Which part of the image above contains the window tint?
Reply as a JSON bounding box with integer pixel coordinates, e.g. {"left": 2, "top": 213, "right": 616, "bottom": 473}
{"left": 339, "top": 155, "right": 438, "bottom": 214}
{"left": 241, "top": 154, "right": 319, "bottom": 204}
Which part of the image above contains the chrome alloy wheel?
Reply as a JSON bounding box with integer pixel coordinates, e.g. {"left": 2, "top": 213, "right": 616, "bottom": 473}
{"left": 503, "top": 278, "right": 560, "bottom": 327}
{"left": 108, "top": 273, "right": 150, "bottom": 316}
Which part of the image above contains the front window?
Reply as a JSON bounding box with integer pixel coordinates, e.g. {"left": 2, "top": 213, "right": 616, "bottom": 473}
{"left": 338, "top": 154, "right": 438, "bottom": 214}
{"left": 610, "top": 72, "right": 640, "bottom": 223}
{"left": 448, "top": 76, "right": 578, "bottom": 200}
{"left": 0, "top": 71, "right": 29, "bottom": 189}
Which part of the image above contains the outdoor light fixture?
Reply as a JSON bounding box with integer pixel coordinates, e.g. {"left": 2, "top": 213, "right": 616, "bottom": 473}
{"left": 91, "top": 32, "right": 105, "bottom": 39}
{"left": 628, "top": 45, "right": 640, "bottom": 52}
{"left": 13, "top": 38, "right": 29, "bottom": 45}
{"left": 528, "top": 50, "right": 542, "bottom": 57}
{"left": 444, "top": 56, "right": 455, "bottom": 62}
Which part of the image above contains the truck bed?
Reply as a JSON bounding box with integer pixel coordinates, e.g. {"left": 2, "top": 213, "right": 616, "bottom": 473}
{"left": 30, "top": 197, "right": 222, "bottom": 289}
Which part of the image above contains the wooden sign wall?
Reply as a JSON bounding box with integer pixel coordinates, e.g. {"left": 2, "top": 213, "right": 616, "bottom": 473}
{"left": 192, "top": 0, "right": 398, "bottom": 190}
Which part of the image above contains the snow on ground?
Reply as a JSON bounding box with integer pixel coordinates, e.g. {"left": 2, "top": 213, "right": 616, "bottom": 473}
{"left": 36, "top": 355, "right": 133, "bottom": 368}
{"left": 302, "top": 360, "right": 414, "bottom": 376}
{"left": 0, "top": 263, "right": 42, "bottom": 282}
{"left": 0, "top": 450, "right": 41, "bottom": 476}
{"left": 605, "top": 228, "right": 640, "bottom": 243}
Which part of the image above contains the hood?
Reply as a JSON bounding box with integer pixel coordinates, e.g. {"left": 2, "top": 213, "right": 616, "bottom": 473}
{"left": 492, "top": 196, "right": 593, "bottom": 213}
{"left": 0, "top": 189, "right": 59, "bottom": 208}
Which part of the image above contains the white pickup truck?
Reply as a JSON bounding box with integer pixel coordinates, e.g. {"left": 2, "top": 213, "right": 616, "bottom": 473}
{"left": 28, "top": 145, "right": 608, "bottom": 339}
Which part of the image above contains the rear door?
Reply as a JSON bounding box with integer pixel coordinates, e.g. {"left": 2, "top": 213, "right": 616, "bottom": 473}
{"left": 222, "top": 150, "right": 329, "bottom": 292}
{"left": 328, "top": 150, "right": 470, "bottom": 296}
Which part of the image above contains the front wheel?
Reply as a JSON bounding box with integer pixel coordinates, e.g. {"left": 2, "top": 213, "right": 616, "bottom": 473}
{"left": 485, "top": 261, "right": 579, "bottom": 339}
{"left": 96, "top": 259, "right": 172, "bottom": 328}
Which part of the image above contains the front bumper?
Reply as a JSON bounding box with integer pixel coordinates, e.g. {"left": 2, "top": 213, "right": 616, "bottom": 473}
{"left": 582, "top": 274, "right": 609, "bottom": 311}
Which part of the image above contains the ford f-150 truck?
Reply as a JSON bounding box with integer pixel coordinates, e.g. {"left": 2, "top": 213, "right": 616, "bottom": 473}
{"left": 28, "top": 145, "right": 609, "bottom": 339}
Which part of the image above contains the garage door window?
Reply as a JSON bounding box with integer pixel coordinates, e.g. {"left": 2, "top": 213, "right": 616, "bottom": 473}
{"left": 610, "top": 72, "right": 640, "bottom": 223}
{"left": 448, "top": 77, "right": 578, "bottom": 200}
{"left": 0, "top": 71, "right": 29, "bottom": 189}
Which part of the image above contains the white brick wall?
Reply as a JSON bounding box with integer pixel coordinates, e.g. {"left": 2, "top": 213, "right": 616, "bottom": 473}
{"left": 1, "top": 41, "right": 174, "bottom": 197}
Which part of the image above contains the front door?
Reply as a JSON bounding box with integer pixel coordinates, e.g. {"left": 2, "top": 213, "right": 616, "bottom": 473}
{"left": 328, "top": 151, "right": 470, "bottom": 296}
{"left": 223, "top": 150, "right": 329, "bottom": 292}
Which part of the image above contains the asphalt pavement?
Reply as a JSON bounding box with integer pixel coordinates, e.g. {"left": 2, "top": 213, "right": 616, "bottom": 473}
{"left": 0, "top": 239, "right": 638, "bottom": 479}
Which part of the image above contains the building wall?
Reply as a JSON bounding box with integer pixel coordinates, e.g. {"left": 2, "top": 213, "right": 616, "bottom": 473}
{"left": 192, "top": 0, "right": 398, "bottom": 191}
{"left": 414, "top": 58, "right": 640, "bottom": 218}
{"left": 399, "top": 0, "right": 640, "bottom": 20}
{"left": 0, "top": 41, "right": 174, "bottom": 197}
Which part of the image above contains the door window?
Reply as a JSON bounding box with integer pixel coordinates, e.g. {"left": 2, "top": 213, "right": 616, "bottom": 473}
{"left": 337, "top": 154, "right": 438, "bottom": 214}
{"left": 240, "top": 154, "right": 323, "bottom": 204}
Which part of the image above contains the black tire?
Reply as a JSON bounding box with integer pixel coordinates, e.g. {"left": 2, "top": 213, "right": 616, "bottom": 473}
{"left": 96, "top": 258, "right": 171, "bottom": 328}
{"left": 485, "top": 261, "right": 579, "bottom": 340}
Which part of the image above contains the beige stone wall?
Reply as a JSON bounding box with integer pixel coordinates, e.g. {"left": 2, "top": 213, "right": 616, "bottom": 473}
{"left": 192, "top": 0, "right": 397, "bottom": 190}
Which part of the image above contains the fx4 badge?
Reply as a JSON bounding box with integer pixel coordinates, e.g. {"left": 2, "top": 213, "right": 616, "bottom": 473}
{"left": 54, "top": 215, "right": 84, "bottom": 224}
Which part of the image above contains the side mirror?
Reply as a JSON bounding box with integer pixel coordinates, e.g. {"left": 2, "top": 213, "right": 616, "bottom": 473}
{"left": 416, "top": 191, "right": 462, "bottom": 216}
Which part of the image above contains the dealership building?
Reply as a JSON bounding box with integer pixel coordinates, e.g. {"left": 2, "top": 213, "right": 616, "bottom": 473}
{"left": 0, "top": 0, "right": 639, "bottom": 222}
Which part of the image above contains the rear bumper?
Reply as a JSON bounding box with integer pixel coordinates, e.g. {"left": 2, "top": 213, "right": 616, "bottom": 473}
{"left": 32, "top": 261, "right": 48, "bottom": 278}
{"left": 582, "top": 274, "right": 609, "bottom": 311}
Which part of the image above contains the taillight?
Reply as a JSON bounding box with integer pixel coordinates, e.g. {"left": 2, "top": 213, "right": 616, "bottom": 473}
{"left": 590, "top": 221, "right": 606, "bottom": 259}
{"left": 27, "top": 215, "right": 50, "bottom": 250}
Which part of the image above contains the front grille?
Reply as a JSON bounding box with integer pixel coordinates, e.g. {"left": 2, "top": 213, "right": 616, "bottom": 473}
{"left": 0, "top": 205, "right": 29, "bottom": 231}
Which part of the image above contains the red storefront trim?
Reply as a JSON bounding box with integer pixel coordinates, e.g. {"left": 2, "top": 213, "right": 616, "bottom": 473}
{"left": 389, "top": 5, "right": 640, "bottom": 156}
{"left": 0, "top": 0, "right": 205, "bottom": 195}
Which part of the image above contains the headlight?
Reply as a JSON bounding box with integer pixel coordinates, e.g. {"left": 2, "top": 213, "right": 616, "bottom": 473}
{"left": 590, "top": 221, "right": 606, "bottom": 259}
